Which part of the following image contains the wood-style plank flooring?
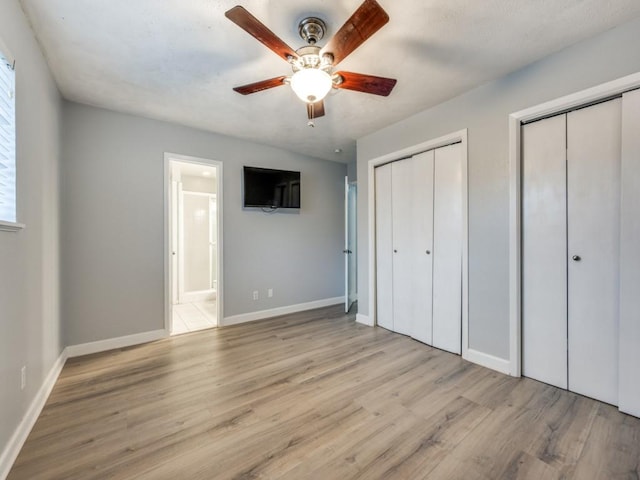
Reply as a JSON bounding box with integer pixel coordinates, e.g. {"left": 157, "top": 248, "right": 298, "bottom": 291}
{"left": 8, "top": 305, "right": 640, "bottom": 479}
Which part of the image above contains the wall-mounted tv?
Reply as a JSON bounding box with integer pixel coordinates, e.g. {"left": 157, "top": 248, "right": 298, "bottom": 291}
{"left": 243, "top": 166, "right": 301, "bottom": 209}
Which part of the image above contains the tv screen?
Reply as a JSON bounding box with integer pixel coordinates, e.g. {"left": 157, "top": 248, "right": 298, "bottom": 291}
{"left": 243, "top": 166, "right": 301, "bottom": 209}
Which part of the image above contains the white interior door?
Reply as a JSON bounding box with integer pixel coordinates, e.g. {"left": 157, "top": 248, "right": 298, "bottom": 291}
{"left": 178, "top": 185, "right": 185, "bottom": 303}
{"left": 348, "top": 182, "right": 357, "bottom": 311}
{"left": 391, "top": 159, "right": 415, "bottom": 336}
{"left": 209, "top": 195, "right": 217, "bottom": 292}
{"left": 521, "top": 114, "right": 568, "bottom": 389}
{"left": 375, "top": 164, "right": 393, "bottom": 331}
{"left": 344, "top": 178, "right": 357, "bottom": 313}
{"left": 567, "top": 98, "right": 621, "bottom": 405}
{"left": 171, "top": 180, "right": 179, "bottom": 305}
{"left": 344, "top": 177, "right": 349, "bottom": 312}
{"left": 432, "top": 143, "right": 463, "bottom": 354}
{"left": 410, "top": 151, "right": 434, "bottom": 345}
{"left": 619, "top": 89, "right": 640, "bottom": 417}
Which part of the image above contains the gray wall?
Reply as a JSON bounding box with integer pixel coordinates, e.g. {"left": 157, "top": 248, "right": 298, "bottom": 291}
{"left": 61, "top": 103, "right": 346, "bottom": 345}
{"left": 357, "top": 17, "right": 640, "bottom": 360}
{"left": 347, "top": 160, "right": 357, "bottom": 182}
{"left": 0, "top": 0, "right": 62, "bottom": 465}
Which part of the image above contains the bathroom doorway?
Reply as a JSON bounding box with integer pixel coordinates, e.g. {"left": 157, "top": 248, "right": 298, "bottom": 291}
{"left": 166, "top": 154, "right": 223, "bottom": 335}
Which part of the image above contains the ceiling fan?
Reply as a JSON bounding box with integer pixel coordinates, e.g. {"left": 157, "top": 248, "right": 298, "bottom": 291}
{"left": 225, "top": 0, "right": 397, "bottom": 125}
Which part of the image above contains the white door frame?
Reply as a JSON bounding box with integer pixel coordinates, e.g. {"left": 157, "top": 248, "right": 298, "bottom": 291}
{"left": 508, "top": 72, "right": 640, "bottom": 377}
{"left": 367, "top": 129, "right": 469, "bottom": 358}
{"left": 164, "top": 152, "right": 223, "bottom": 333}
{"left": 344, "top": 177, "right": 358, "bottom": 312}
{"left": 344, "top": 176, "right": 349, "bottom": 312}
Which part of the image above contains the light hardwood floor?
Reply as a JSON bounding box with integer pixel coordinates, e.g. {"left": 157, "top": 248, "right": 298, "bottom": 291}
{"left": 8, "top": 305, "right": 640, "bottom": 479}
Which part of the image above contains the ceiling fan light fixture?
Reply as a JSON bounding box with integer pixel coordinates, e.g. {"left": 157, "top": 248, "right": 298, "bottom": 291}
{"left": 290, "top": 68, "right": 333, "bottom": 103}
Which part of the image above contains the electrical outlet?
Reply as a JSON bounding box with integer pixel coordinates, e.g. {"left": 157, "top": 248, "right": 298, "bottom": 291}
{"left": 21, "top": 366, "right": 26, "bottom": 390}
{"left": 253, "top": 290, "right": 259, "bottom": 301}
{"left": 268, "top": 288, "right": 273, "bottom": 298}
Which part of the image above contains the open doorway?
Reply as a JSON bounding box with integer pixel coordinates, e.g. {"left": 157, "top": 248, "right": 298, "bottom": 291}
{"left": 165, "top": 154, "right": 223, "bottom": 335}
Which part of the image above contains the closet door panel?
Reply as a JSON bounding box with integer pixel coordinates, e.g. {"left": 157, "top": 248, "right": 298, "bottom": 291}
{"left": 619, "top": 89, "right": 640, "bottom": 417}
{"left": 567, "top": 98, "right": 621, "bottom": 405}
{"left": 391, "top": 159, "right": 414, "bottom": 336}
{"left": 521, "top": 114, "right": 568, "bottom": 389}
{"left": 432, "top": 143, "right": 463, "bottom": 354}
{"left": 375, "top": 164, "right": 394, "bottom": 331}
{"left": 411, "top": 151, "right": 435, "bottom": 344}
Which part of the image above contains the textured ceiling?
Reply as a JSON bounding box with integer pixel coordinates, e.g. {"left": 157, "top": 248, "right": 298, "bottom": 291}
{"left": 19, "top": 0, "right": 640, "bottom": 162}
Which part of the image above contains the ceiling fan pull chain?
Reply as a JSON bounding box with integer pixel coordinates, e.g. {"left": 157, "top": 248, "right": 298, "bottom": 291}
{"left": 307, "top": 103, "right": 315, "bottom": 127}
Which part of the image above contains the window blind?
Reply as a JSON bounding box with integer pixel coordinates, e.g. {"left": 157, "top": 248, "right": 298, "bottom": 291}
{"left": 0, "top": 52, "right": 16, "bottom": 223}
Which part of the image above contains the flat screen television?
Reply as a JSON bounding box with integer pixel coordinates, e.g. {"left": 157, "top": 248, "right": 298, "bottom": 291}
{"left": 243, "top": 166, "right": 301, "bottom": 209}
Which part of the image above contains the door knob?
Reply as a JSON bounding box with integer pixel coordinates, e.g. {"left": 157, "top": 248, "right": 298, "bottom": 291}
{"left": 394, "top": 249, "right": 397, "bottom": 253}
{"left": 426, "top": 250, "right": 431, "bottom": 255}
{"left": 572, "top": 255, "right": 581, "bottom": 261}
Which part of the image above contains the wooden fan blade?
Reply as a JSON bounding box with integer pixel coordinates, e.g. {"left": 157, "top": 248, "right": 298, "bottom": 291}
{"left": 233, "top": 76, "right": 287, "bottom": 95}
{"left": 335, "top": 71, "right": 397, "bottom": 96}
{"left": 307, "top": 100, "right": 326, "bottom": 120}
{"left": 320, "top": 0, "right": 389, "bottom": 66}
{"left": 225, "top": 6, "right": 298, "bottom": 62}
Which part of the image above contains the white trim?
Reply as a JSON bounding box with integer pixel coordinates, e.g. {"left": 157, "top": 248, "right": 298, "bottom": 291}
{"left": 367, "top": 129, "right": 470, "bottom": 358}
{"left": 65, "top": 330, "right": 167, "bottom": 358}
{"left": 464, "top": 349, "right": 511, "bottom": 375}
{"left": 355, "top": 313, "right": 373, "bottom": 326}
{"left": 164, "top": 153, "right": 224, "bottom": 335}
{"left": 508, "top": 71, "right": 640, "bottom": 378}
{"left": 510, "top": 72, "right": 640, "bottom": 124}
{"left": 0, "top": 350, "right": 67, "bottom": 479}
{"left": 222, "top": 297, "right": 343, "bottom": 326}
{"left": 0, "top": 220, "right": 25, "bottom": 232}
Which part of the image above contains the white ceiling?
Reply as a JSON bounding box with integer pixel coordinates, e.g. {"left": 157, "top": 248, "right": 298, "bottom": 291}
{"left": 19, "top": 0, "right": 640, "bottom": 162}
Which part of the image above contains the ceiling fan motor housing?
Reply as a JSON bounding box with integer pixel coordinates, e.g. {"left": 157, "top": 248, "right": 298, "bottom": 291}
{"left": 298, "top": 17, "right": 327, "bottom": 45}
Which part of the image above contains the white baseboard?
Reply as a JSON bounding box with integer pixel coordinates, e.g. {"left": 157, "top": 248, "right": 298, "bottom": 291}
{"left": 222, "top": 297, "right": 343, "bottom": 327}
{"left": 463, "top": 348, "right": 511, "bottom": 375}
{"left": 0, "top": 349, "right": 68, "bottom": 480}
{"left": 356, "top": 313, "right": 373, "bottom": 326}
{"left": 66, "top": 329, "right": 167, "bottom": 358}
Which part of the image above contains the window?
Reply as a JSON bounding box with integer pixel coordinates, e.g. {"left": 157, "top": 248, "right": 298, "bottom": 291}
{"left": 0, "top": 40, "right": 18, "bottom": 230}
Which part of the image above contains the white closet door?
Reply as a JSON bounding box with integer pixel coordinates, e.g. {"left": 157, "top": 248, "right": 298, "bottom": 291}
{"left": 391, "top": 159, "right": 414, "bottom": 336}
{"left": 432, "top": 143, "right": 463, "bottom": 354}
{"left": 411, "top": 151, "right": 435, "bottom": 344}
{"left": 521, "top": 114, "right": 568, "bottom": 389}
{"left": 375, "top": 163, "right": 394, "bottom": 331}
{"left": 567, "top": 98, "right": 621, "bottom": 405}
{"left": 619, "top": 89, "right": 640, "bottom": 417}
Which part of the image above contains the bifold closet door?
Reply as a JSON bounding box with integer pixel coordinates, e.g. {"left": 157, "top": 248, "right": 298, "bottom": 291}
{"left": 375, "top": 163, "right": 393, "bottom": 331}
{"left": 390, "top": 154, "right": 434, "bottom": 338}
{"left": 567, "top": 99, "right": 621, "bottom": 406}
{"left": 406, "top": 151, "right": 434, "bottom": 344}
{"left": 522, "top": 98, "right": 621, "bottom": 405}
{"left": 522, "top": 114, "right": 568, "bottom": 389}
{"left": 619, "top": 89, "right": 640, "bottom": 417}
{"left": 390, "top": 159, "right": 414, "bottom": 336}
{"left": 432, "top": 143, "right": 463, "bottom": 354}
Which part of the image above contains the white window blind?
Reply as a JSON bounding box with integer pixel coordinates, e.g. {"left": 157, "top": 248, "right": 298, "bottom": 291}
{"left": 0, "top": 48, "right": 16, "bottom": 224}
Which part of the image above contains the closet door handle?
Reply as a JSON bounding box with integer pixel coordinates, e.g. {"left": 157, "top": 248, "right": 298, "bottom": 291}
{"left": 572, "top": 255, "right": 581, "bottom": 261}
{"left": 426, "top": 250, "right": 431, "bottom": 255}
{"left": 394, "top": 249, "right": 398, "bottom": 253}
